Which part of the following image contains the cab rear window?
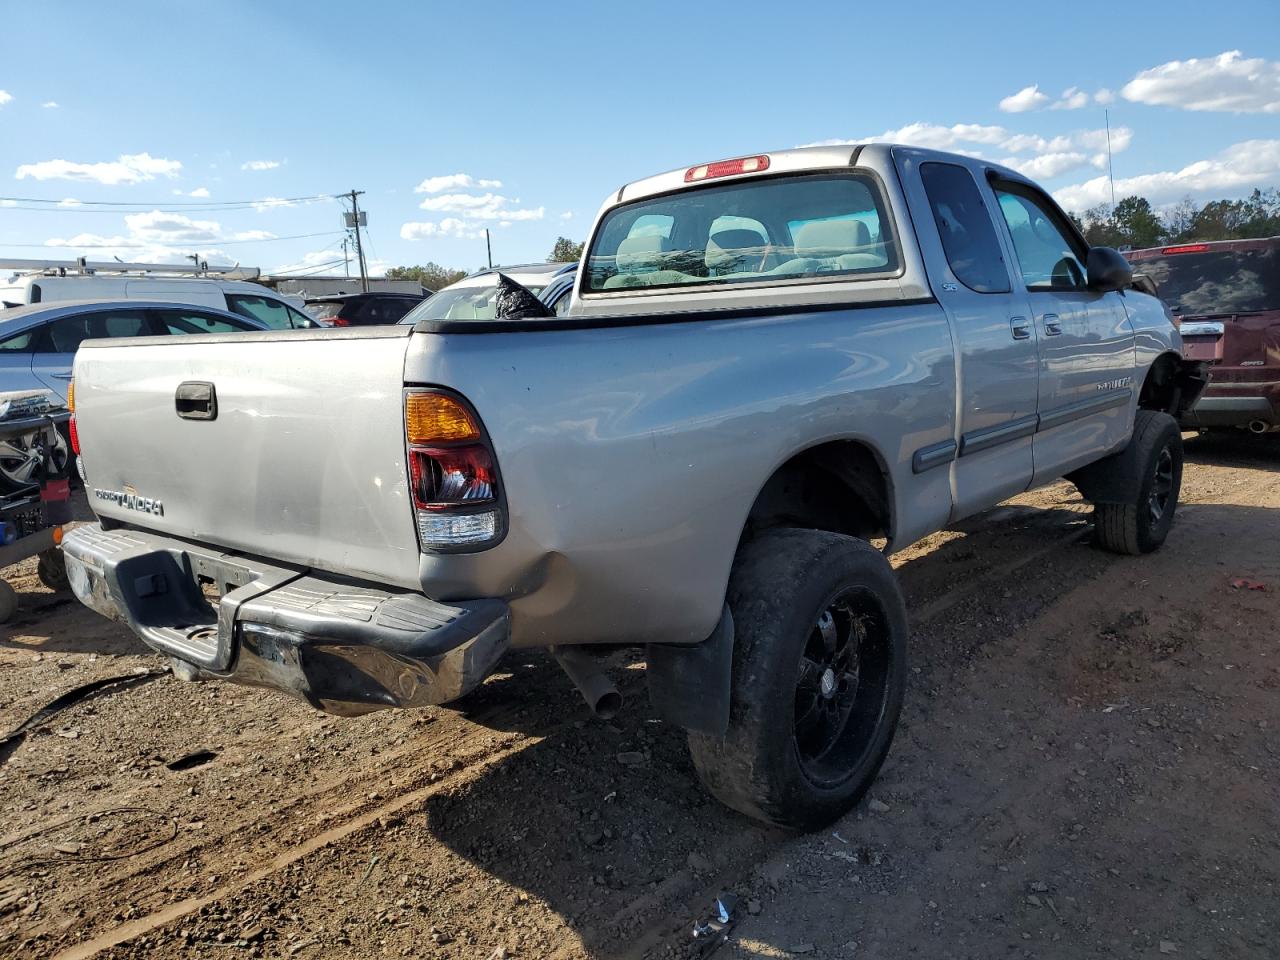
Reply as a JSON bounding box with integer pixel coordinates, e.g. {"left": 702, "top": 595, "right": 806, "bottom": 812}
{"left": 584, "top": 174, "right": 899, "bottom": 294}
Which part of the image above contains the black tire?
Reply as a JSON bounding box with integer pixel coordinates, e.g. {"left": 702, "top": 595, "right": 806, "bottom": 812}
{"left": 0, "top": 579, "right": 16, "bottom": 624}
{"left": 688, "top": 528, "right": 908, "bottom": 831}
{"left": 1095, "top": 410, "right": 1183, "bottom": 556}
{"left": 37, "top": 548, "right": 69, "bottom": 592}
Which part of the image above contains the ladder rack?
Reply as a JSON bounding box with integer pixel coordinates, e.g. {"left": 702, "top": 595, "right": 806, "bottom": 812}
{"left": 0, "top": 257, "right": 260, "bottom": 281}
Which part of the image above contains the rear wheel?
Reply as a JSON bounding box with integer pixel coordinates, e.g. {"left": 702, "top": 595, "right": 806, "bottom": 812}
{"left": 688, "top": 529, "right": 907, "bottom": 830}
{"left": 1095, "top": 410, "right": 1183, "bottom": 555}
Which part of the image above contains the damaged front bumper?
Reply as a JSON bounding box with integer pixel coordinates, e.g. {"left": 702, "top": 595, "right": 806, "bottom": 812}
{"left": 62, "top": 524, "right": 509, "bottom": 716}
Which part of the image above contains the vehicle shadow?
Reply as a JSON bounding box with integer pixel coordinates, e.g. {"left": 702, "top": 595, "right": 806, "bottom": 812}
{"left": 1184, "top": 429, "right": 1280, "bottom": 468}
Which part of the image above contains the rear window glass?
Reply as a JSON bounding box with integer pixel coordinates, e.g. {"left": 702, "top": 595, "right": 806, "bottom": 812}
{"left": 584, "top": 174, "right": 898, "bottom": 294}
{"left": 306, "top": 302, "right": 345, "bottom": 321}
{"left": 403, "top": 283, "right": 546, "bottom": 322}
{"left": 1126, "top": 246, "right": 1280, "bottom": 315}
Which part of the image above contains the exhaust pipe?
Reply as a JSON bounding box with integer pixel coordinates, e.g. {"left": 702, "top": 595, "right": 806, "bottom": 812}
{"left": 551, "top": 646, "right": 622, "bottom": 719}
{"left": 1248, "top": 419, "right": 1272, "bottom": 434}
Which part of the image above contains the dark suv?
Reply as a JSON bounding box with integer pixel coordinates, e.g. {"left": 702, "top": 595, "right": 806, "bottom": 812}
{"left": 306, "top": 292, "right": 428, "bottom": 327}
{"left": 1127, "top": 237, "right": 1279, "bottom": 434}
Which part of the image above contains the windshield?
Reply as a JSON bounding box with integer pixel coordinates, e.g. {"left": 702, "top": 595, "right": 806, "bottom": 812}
{"left": 401, "top": 283, "right": 547, "bottom": 323}
{"left": 584, "top": 173, "right": 898, "bottom": 294}
{"left": 1128, "top": 245, "right": 1280, "bottom": 315}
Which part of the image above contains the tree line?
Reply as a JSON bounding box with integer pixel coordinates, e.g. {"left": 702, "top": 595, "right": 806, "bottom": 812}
{"left": 1070, "top": 188, "right": 1280, "bottom": 251}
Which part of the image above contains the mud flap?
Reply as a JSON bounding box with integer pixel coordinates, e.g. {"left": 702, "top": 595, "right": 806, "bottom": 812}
{"left": 646, "top": 606, "right": 734, "bottom": 736}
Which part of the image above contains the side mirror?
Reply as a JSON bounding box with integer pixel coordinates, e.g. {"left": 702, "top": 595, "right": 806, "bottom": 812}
{"left": 1086, "top": 246, "right": 1133, "bottom": 293}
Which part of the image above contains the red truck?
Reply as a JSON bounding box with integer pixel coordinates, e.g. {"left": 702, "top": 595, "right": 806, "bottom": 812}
{"left": 1127, "top": 237, "right": 1279, "bottom": 434}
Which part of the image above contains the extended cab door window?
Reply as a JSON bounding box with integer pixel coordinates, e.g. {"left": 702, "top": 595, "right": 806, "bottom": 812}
{"left": 919, "top": 163, "right": 1010, "bottom": 293}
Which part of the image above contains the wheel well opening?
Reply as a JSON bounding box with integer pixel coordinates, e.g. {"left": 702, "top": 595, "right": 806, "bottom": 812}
{"left": 1138, "top": 353, "right": 1183, "bottom": 414}
{"left": 743, "top": 441, "right": 891, "bottom": 546}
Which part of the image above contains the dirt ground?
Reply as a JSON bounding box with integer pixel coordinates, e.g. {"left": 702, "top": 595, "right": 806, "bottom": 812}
{"left": 1, "top": 433, "right": 1277, "bottom": 960}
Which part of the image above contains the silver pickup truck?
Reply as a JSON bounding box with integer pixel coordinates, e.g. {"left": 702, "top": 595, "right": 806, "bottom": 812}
{"left": 63, "top": 144, "right": 1206, "bottom": 829}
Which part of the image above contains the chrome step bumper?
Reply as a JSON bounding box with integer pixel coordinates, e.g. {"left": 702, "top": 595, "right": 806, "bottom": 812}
{"left": 62, "top": 524, "right": 509, "bottom": 716}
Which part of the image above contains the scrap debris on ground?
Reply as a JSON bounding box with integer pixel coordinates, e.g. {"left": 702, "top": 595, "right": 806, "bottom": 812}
{"left": 0, "top": 433, "right": 1276, "bottom": 959}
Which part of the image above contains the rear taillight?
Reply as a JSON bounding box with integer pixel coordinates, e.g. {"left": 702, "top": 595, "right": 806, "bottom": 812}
{"left": 67, "top": 380, "right": 80, "bottom": 455}
{"left": 332, "top": 315, "right": 351, "bottom": 326}
{"left": 404, "top": 390, "right": 503, "bottom": 549}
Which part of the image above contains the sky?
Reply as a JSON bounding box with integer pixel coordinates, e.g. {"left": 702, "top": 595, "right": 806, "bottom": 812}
{"left": 0, "top": 0, "right": 1277, "bottom": 279}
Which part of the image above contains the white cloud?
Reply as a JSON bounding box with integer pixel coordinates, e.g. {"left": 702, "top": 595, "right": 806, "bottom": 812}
{"left": 1000, "top": 152, "right": 1092, "bottom": 179}
{"left": 14, "top": 152, "right": 182, "bottom": 185}
{"left": 414, "top": 173, "right": 502, "bottom": 194}
{"left": 1122, "top": 51, "right": 1280, "bottom": 113}
{"left": 559, "top": 211, "right": 574, "bottom": 220}
{"left": 124, "top": 210, "right": 222, "bottom": 244}
{"left": 999, "top": 85, "right": 1050, "bottom": 113}
{"left": 416, "top": 191, "right": 544, "bottom": 222}
{"left": 241, "top": 159, "right": 281, "bottom": 171}
{"left": 400, "top": 218, "right": 490, "bottom": 241}
{"left": 56, "top": 198, "right": 82, "bottom": 208}
{"left": 1051, "top": 87, "right": 1091, "bottom": 111}
{"left": 1053, "top": 138, "right": 1280, "bottom": 210}
{"left": 803, "top": 122, "right": 1132, "bottom": 180}
{"left": 41, "top": 100, "right": 58, "bottom": 109}
{"left": 0, "top": 90, "right": 12, "bottom": 107}
{"left": 252, "top": 196, "right": 292, "bottom": 212}
{"left": 1094, "top": 88, "right": 1115, "bottom": 105}
{"left": 229, "top": 229, "right": 276, "bottom": 242}
{"left": 187, "top": 186, "right": 210, "bottom": 198}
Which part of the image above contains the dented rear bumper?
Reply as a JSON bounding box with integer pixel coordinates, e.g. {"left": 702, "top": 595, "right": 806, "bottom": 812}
{"left": 62, "top": 524, "right": 509, "bottom": 716}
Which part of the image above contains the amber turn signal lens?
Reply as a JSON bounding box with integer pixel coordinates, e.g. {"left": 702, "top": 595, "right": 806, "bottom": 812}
{"left": 406, "top": 392, "right": 480, "bottom": 444}
{"left": 52, "top": 526, "right": 64, "bottom": 545}
{"left": 67, "top": 380, "right": 75, "bottom": 412}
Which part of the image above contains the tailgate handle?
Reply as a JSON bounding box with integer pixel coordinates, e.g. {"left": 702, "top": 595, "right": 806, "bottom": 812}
{"left": 175, "top": 381, "right": 217, "bottom": 421}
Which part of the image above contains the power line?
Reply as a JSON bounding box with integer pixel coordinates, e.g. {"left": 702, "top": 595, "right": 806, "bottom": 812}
{"left": 270, "top": 258, "right": 349, "bottom": 278}
{"left": 0, "top": 193, "right": 340, "bottom": 212}
{"left": 0, "top": 230, "right": 347, "bottom": 250}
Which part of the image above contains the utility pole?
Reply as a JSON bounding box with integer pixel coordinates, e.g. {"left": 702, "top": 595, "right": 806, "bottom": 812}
{"left": 345, "top": 189, "right": 369, "bottom": 292}
{"left": 341, "top": 236, "right": 351, "bottom": 278}
{"left": 485, "top": 228, "right": 493, "bottom": 269}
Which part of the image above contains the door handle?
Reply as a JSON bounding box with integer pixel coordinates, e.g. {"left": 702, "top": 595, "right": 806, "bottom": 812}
{"left": 175, "top": 381, "right": 217, "bottom": 421}
{"left": 1042, "top": 313, "right": 1063, "bottom": 336}
{"left": 1009, "top": 316, "right": 1032, "bottom": 341}
{"left": 50, "top": 372, "right": 74, "bottom": 380}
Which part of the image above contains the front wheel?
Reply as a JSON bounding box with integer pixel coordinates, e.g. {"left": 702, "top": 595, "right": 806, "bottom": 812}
{"left": 688, "top": 529, "right": 907, "bottom": 831}
{"left": 1094, "top": 410, "right": 1184, "bottom": 555}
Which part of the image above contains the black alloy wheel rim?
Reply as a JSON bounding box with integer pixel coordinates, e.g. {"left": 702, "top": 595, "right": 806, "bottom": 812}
{"left": 1148, "top": 445, "right": 1175, "bottom": 525}
{"left": 792, "top": 586, "right": 892, "bottom": 787}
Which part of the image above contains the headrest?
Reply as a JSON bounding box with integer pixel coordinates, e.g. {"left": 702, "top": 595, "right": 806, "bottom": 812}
{"left": 615, "top": 234, "right": 669, "bottom": 272}
{"left": 793, "top": 219, "right": 871, "bottom": 257}
{"left": 705, "top": 229, "right": 767, "bottom": 270}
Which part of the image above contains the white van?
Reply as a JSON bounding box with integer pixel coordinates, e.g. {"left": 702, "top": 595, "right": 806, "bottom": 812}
{"left": 0, "top": 262, "right": 318, "bottom": 329}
